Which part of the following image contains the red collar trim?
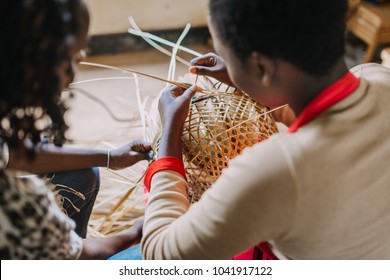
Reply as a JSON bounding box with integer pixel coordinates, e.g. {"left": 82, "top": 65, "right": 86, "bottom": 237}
{"left": 287, "top": 72, "right": 360, "bottom": 133}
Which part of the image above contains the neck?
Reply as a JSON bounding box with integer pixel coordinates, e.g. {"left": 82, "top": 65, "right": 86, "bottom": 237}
{"left": 287, "top": 58, "right": 349, "bottom": 116}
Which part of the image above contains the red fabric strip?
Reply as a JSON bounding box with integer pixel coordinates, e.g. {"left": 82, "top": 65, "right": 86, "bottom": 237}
{"left": 257, "top": 242, "right": 278, "bottom": 260}
{"left": 144, "top": 156, "right": 187, "bottom": 192}
{"left": 232, "top": 247, "right": 256, "bottom": 260}
{"left": 288, "top": 72, "right": 360, "bottom": 133}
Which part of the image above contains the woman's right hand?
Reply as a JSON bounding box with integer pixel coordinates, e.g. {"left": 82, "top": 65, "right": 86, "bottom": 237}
{"left": 157, "top": 85, "right": 197, "bottom": 159}
{"left": 189, "top": 53, "right": 235, "bottom": 87}
{"left": 159, "top": 85, "right": 197, "bottom": 131}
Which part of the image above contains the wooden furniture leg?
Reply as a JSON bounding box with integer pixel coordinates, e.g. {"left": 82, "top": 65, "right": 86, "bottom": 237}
{"left": 364, "top": 40, "right": 378, "bottom": 63}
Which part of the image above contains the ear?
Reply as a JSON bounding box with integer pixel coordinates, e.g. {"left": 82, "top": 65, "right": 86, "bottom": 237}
{"left": 250, "top": 52, "right": 276, "bottom": 87}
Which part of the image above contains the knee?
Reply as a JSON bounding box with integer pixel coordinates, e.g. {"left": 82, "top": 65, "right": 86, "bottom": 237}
{"left": 83, "top": 167, "right": 100, "bottom": 193}
{"left": 50, "top": 167, "right": 100, "bottom": 196}
{"left": 71, "top": 167, "right": 100, "bottom": 204}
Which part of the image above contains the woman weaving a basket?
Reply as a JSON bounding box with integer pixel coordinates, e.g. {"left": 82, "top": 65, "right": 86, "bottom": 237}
{"left": 141, "top": 0, "right": 390, "bottom": 259}
{"left": 0, "top": 0, "right": 148, "bottom": 259}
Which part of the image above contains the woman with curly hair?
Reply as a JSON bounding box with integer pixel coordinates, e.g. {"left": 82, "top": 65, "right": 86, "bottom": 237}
{"left": 0, "top": 0, "right": 148, "bottom": 259}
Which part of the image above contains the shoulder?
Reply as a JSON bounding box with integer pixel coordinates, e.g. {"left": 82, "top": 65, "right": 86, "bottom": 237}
{"left": 351, "top": 63, "right": 390, "bottom": 75}
{"left": 351, "top": 63, "right": 390, "bottom": 85}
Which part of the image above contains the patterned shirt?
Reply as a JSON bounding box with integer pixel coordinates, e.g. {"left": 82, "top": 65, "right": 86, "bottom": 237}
{"left": 0, "top": 141, "right": 82, "bottom": 259}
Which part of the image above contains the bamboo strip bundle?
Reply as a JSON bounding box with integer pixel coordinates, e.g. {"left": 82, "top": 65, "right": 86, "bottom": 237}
{"left": 87, "top": 165, "right": 146, "bottom": 237}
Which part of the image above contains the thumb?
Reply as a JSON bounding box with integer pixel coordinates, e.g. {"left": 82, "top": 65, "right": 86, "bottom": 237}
{"left": 189, "top": 66, "right": 214, "bottom": 76}
{"left": 181, "top": 85, "right": 197, "bottom": 101}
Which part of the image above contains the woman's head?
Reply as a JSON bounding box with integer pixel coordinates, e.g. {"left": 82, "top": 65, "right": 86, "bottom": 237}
{"left": 0, "top": 0, "right": 89, "bottom": 149}
{"left": 208, "top": 0, "right": 348, "bottom": 106}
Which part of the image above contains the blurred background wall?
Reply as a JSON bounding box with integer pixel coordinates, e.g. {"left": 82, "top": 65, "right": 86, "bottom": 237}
{"left": 84, "top": 0, "right": 208, "bottom": 35}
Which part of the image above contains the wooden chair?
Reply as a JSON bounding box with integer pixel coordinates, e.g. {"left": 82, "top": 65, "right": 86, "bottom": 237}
{"left": 347, "top": 0, "right": 361, "bottom": 19}
{"left": 347, "top": 1, "right": 390, "bottom": 62}
{"left": 382, "top": 48, "right": 390, "bottom": 67}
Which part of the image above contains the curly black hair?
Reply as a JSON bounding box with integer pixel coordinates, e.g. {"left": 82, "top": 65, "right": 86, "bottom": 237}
{"left": 209, "top": 0, "right": 348, "bottom": 76}
{"left": 0, "top": 0, "right": 86, "bottom": 153}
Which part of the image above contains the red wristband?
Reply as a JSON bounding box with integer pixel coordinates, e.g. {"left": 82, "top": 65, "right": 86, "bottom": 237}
{"left": 144, "top": 156, "right": 187, "bottom": 192}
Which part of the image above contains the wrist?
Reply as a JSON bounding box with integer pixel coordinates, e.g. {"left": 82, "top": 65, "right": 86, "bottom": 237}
{"left": 158, "top": 130, "right": 183, "bottom": 159}
{"left": 162, "top": 120, "right": 185, "bottom": 133}
{"left": 106, "top": 149, "right": 111, "bottom": 170}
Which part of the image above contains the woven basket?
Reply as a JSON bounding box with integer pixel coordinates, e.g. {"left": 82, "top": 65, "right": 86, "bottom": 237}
{"left": 153, "top": 76, "right": 278, "bottom": 203}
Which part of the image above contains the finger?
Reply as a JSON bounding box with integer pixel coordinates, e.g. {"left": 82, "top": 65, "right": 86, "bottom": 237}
{"left": 161, "top": 85, "right": 182, "bottom": 100}
{"left": 180, "top": 85, "right": 197, "bottom": 101}
{"left": 172, "top": 88, "right": 186, "bottom": 97}
{"left": 189, "top": 65, "right": 216, "bottom": 76}
{"left": 168, "top": 85, "right": 186, "bottom": 97}
{"left": 132, "top": 150, "right": 153, "bottom": 162}
{"left": 131, "top": 140, "right": 152, "bottom": 152}
{"left": 190, "top": 53, "right": 217, "bottom": 66}
{"left": 166, "top": 84, "right": 179, "bottom": 92}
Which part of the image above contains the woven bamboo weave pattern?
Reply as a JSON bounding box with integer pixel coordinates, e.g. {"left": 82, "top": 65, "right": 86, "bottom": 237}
{"left": 177, "top": 77, "right": 278, "bottom": 203}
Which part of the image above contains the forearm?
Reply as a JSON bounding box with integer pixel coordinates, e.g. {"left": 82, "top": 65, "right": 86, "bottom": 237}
{"left": 142, "top": 139, "right": 296, "bottom": 260}
{"left": 157, "top": 124, "right": 183, "bottom": 159}
{"left": 142, "top": 171, "right": 190, "bottom": 259}
{"left": 8, "top": 143, "right": 107, "bottom": 174}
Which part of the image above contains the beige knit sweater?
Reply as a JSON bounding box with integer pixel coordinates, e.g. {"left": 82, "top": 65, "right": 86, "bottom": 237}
{"left": 142, "top": 64, "right": 390, "bottom": 259}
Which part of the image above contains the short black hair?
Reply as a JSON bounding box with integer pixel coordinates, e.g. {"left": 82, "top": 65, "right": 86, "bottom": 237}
{"left": 209, "top": 0, "right": 348, "bottom": 76}
{"left": 0, "top": 0, "right": 85, "bottom": 151}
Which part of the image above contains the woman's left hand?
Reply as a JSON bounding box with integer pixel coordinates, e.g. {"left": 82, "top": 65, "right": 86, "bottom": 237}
{"left": 109, "top": 140, "right": 152, "bottom": 170}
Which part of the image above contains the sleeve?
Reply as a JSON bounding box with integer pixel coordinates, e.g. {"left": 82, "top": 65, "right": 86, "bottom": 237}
{"left": 141, "top": 135, "right": 298, "bottom": 259}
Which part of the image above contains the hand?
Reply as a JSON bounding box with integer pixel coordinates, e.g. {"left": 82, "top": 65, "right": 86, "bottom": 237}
{"left": 159, "top": 85, "right": 197, "bottom": 130}
{"left": 79, "top": 217, "right": 144, "bottom": 260}
{"left": 127, "top": 217, "right": 144, "bottom": 244}
{"left": 113, "top": 217, "right": 144, "bottom": 245}
{"left": 109, "top": 141, "right": 152, "bottom": 170}
{"left": 157, "top": 85, "right": 197, "bottom": 159}
{"left": 189, "top": 53, "right": 235, "bottom": 87}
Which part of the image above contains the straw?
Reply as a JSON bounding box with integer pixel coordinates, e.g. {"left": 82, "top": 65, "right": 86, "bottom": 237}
{"left": 128, "top": 17, "right": 202, "bottom": 58}
{"left": 80, "top": 61, "right": 212, "bottom": 95}
{"left": 128, "top": 16, "right": 192, "bottom": 66}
